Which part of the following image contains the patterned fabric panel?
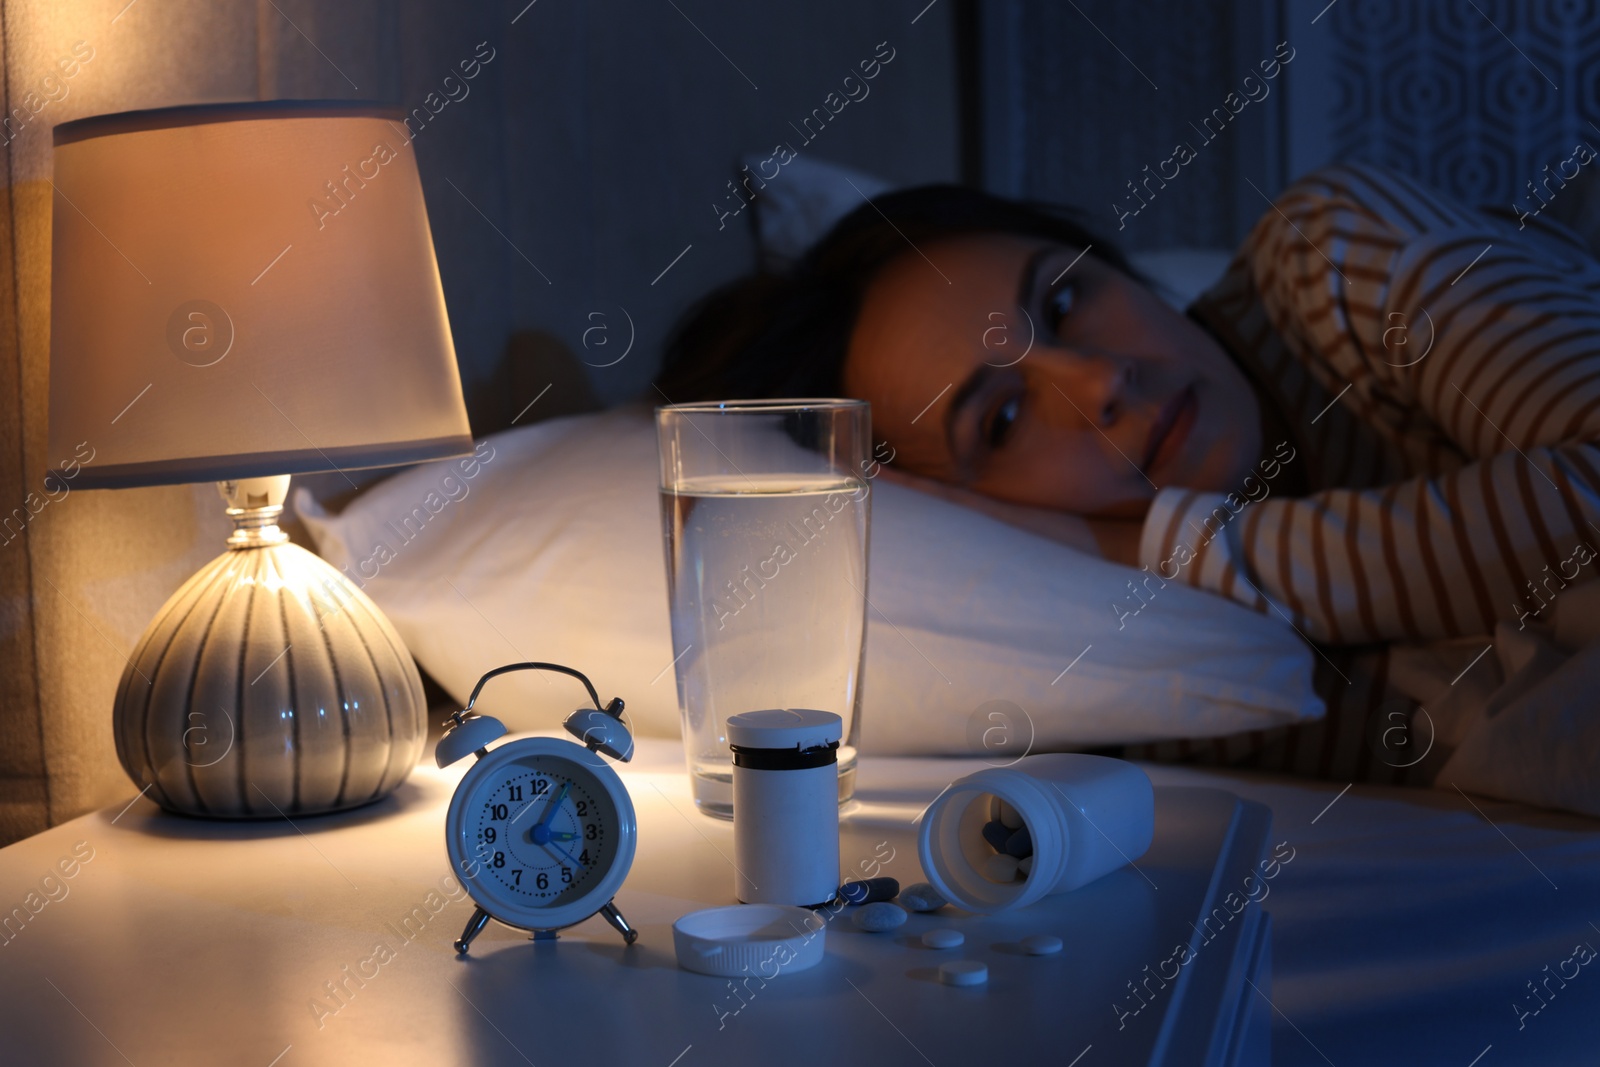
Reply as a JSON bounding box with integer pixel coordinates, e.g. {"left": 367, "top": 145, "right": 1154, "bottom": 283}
{"left": 1325, "top": 0, "right": 1598, "bottom": 213}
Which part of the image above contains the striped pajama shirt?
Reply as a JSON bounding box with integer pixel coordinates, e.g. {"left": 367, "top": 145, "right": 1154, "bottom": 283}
{"left": 1128, "top": 162, "right": 1600, "bottom": 782}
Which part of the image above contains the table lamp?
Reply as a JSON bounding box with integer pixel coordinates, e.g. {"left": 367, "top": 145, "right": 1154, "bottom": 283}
{"left": 48, "top": 102, "right": 474, "bottom": 818}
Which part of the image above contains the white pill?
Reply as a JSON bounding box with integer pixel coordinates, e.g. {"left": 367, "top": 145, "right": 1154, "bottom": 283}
{"left": 852, "top": 902, "right": 908, "bottom": 932}
{"left": 1021, "top": 934, "right": 1063, "bottom": 956}
{"left": 921, "top": 928, "right": 964, "bottom": 949}
{"left": 997, "top": 800, "right": 1024, "bottom": 830}
{"left": 983, "top": 853, "right": 1019, "bottom": 882}
{"left": 939, "top": 960, "right": 989, "bottom": 986}
{"left": 899, "top": 882, "right": 948, "bottom": 912}
{"left": 1018, "top": 855, "right": 1034, "bottom": 877}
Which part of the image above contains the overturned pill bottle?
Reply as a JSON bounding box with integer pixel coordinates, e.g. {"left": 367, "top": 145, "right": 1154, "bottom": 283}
{"left": 917, "top": 754, "right": 1155, "bottom": 913}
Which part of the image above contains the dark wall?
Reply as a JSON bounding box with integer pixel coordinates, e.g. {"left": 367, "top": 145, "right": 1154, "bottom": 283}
{"left": 978, "top": 0, "right": 1285, "bottom": 253}
{"left": 251, "top": 0, "right": 960, "bottom": 409}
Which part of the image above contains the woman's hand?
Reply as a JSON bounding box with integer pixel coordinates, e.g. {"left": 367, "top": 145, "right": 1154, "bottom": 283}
{"left": 874, "top": 467, "right": 1145, "bottom": 566}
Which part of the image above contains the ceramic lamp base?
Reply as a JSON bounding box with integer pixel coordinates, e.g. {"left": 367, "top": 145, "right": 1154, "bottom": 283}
{"left": 113, "top": 478, "right": 427, "bottom": 818}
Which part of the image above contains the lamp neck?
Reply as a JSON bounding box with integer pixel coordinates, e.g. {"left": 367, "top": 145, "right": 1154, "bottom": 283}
{"left": 218, "top": 475, "right": 291, "bottom": 549}
{"left": 225, "top": 505, "right": 289, "bottom": 549}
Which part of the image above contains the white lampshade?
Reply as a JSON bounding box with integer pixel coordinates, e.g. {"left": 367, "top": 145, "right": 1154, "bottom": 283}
{"left": 49, "top": 101, "right": 473, "bottom": 488}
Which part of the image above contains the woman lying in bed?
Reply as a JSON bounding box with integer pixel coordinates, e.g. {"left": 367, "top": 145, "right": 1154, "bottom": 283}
{"left": 655, "top": 163, "right": 1600, "bottom": 783}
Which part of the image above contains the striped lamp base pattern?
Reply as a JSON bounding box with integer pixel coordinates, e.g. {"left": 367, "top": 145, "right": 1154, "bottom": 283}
{"left": 112, "top": 540, "right": 428, "bottom": 818}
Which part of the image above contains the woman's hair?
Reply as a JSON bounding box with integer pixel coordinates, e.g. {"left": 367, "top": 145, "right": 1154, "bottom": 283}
{"left": 654, "top": 184, "right": 1139, "bottom": 402}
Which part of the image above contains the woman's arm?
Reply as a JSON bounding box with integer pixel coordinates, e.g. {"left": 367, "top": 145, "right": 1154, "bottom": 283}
{"left": 1143, "top": 163, "right": 1600, "bottom": 644}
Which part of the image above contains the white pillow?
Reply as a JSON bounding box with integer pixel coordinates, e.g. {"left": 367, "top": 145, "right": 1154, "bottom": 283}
{"left": 297, "top": 409, "right": 1322, "bottom": 754}
{"left": 743, "top": 152, "right": 892, "bottom": 268}
{"left": 739, "top": 153, "right": 1231, "bottom": 309}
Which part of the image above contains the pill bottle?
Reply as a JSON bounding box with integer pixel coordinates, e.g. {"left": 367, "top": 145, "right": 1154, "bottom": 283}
{"left": 728, "top": 709, "right": 842, "bottom": 907}
{"left": 917, "top": 754, "right": 1154, "bottom": 913}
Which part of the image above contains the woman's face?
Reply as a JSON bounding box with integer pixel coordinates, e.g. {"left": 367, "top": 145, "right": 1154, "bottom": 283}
{"left": 843, "top": 233, "right": 1262, "bottom": 517}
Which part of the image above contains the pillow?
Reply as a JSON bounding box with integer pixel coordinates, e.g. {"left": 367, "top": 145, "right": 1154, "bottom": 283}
{"left": 741, "top": 153, "right": 1231, "bottom": 307}
{"left": 742, "top": 152, "right": 892, "bottom": 269}
{"left": 297, "top": 409, "right": 1321, "bottom": 755}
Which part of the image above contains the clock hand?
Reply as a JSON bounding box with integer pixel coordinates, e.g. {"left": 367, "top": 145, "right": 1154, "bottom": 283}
{"left": 511, "top": 782, "right": 568, "bottom": 838}
{"left": 537, "top": 837, "right": 588, "bottom": 873}
{"left": 523, "top": 783, "right": 574, "bottom": 847}
{"left": 535, "top": 783, "right": 570, "bottom": 832}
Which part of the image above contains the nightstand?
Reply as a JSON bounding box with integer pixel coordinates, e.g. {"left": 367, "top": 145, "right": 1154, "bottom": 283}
{"left": 0, "top": 738, "right": 1269, "bottom": 1066}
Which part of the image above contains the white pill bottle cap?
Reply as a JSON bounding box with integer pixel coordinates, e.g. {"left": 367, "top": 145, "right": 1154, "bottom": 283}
{"left": 726, "top": 708, "right": 842, "bottom": 750}
{"left": 917, "top": 754, "right": 1155, "bottom": 913}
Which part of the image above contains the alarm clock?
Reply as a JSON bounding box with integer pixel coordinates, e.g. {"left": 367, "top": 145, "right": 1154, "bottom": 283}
{"left": 436, "top": 661, "right": 640, "bottom": 955}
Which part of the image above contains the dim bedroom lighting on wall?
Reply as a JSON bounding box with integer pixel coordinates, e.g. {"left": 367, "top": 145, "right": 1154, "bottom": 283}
{"left": 47, "top": 101, "right": 474, "bottom": 818}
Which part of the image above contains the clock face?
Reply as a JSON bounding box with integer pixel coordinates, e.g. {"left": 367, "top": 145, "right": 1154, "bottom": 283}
{"left": 446, "top": 738, "right": 636, "bottom": 932}
{"left": 473, "top": 758, "right": 614, "bottom": 903}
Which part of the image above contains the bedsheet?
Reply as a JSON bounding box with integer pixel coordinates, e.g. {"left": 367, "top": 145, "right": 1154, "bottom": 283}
{"left": 1389, "top": 582, "right": 1600, "bottom": 821}
{"left": 1123, "top": 765, "right": 1600, "bottom": 1065}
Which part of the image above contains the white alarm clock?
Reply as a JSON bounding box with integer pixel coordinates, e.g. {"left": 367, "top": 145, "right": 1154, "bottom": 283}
{"left": 436, "top": 661, "right": 639, "bottom": 954}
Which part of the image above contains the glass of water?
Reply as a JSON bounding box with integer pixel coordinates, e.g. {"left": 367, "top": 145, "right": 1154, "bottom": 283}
{"left": 656, "top": 399, "right": 872, "bottom": 818}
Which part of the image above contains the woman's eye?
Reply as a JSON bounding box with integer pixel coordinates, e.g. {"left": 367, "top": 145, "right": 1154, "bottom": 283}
{"left": 985, "top": 395, "right": 1022, "bottom": 448}
{"left": 1047, "top": 282, "right": 1076, "bottom": 333}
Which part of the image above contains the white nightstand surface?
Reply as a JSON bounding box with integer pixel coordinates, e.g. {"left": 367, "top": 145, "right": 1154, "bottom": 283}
{"left": 0, "top": 737, "right": 1270, "bottom": 1066}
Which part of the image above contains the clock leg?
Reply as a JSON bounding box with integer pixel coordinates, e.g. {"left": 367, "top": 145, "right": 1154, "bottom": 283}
{"left": 599, "top": 900, "right": 638, "bottom": 945}
{"left": 454, "top": 905, "right": 492, "bottom": 955}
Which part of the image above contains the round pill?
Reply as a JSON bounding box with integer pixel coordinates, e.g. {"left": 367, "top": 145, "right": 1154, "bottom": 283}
{"left": 938, "top": 960, "right": 989, "bottom": 986}
{"left": 921, "top": 928, "right": 964, "bottom": 949}
{"left": 852, "top": 902, "right": 908, "bottom": 932}
{"left": 899, "top": 882, "right": 948, "bottom": 912}
{"left": 1021, "top": 934, "right": 1063, "bottom": 956}
{"left": 1018, "top": 855, "right": 1034, "bottom": 878}
{"left": 983, "top": 853, "right": 1020, "bottom": 882}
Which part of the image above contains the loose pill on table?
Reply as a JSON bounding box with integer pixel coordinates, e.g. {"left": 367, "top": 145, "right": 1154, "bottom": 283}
{"left": 981, "top": 820, "right": 1011, "bottom": 851}
{"left": 1018, "top": 855, "right": 1034, "bottom": 878}
{"left": 839, "top": 877, "right": 900, "bottom": 905}
{"left": 997, "top": 800, "right": 1024, "bottom": 830}
{"left": 1003, "top": 826, "right": 1033, "bottom": 858}
{"left": 899, "top": 882, "right": 948, "bottom": 912}
{"left": 939, "top": 960, "right": 989, "bottom": 986}
{"left": 1021, "top": 934, "right": 1063, "bottom": 956}
{"left": 921, "top": 928, "right": 964, "bottom": 949}
{"left": 852, "top": 902, "right": 908, "bottom": 932}
{"left": 983, "top": 853, "right": 1020, "bottom": 882}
